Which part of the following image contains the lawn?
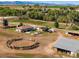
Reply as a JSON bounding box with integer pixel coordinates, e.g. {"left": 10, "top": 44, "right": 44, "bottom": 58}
{"left": 10, "top": 19, "right": 54, "bottom": 28}
{"left": 10, "top": 19, "right": 69, "bottom": 29}
{"left": 48, "top": 6, "right": 70, "bottom": 8}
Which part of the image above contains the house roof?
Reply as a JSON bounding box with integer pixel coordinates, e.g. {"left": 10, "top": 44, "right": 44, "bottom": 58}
{"left": 17, "top": 25, "right": 33, "bottom": 30}
{"left": 54, "top": 38, "right": 79, "bottom": 53}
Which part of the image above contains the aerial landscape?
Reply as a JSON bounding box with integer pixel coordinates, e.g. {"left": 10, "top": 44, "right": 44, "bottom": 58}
{"left": 0, "top": 1, "right": 79, "bottom": 58}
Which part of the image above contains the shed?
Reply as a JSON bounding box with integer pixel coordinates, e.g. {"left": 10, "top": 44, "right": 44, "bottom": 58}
{"left": 53, "top": 38, "right": 79, "bottom": 56}
{"left": 16, "top": 25, "right": 34, "bottom": 32}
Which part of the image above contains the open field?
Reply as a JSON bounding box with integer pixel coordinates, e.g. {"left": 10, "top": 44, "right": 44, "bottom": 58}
{"left": 10, "top": 19, "right": 69, "bottom": 29}
{"left": 0, "top": 5, "right": 24, "bottom": 10}
{"left": 48, "top": 6, "right": 71, "bottom": 8}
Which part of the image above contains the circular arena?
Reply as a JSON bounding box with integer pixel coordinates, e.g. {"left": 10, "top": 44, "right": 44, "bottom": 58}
{"left": 6, "top": 38, "right": 40, "bottom": 50}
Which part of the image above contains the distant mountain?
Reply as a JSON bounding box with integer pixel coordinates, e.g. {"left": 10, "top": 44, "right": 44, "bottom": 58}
{"left": 0, "top": 1, "right": 79, "bottom": 6}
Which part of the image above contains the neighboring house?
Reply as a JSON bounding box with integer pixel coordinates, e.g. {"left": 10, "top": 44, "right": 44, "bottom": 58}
{"left": 16, "top": 25, "right": 34, "bottom": 32}
{"left": 53, "top": 38, "right": 79, "bottom": 56}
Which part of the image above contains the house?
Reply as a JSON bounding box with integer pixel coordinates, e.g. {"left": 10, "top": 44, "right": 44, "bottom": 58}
{"left": 53, "top": 38, "right": 79, "bottom": 56}
{"left": 16, "top": 25, "right": 35, "bottom": 32}
{"left": 41, "top": 26, "right": 49, "bottom": 32}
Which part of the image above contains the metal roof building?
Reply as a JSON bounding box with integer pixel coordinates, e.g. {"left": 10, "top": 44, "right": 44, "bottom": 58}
{"left": 54, "top": 38, "right": 79, "bottom": 53}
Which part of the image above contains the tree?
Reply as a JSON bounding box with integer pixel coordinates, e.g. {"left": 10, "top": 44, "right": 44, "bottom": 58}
{"left": 3, "top": 19, "right": 8, "bottom": 27}
{"left": 18, "top": 22, "right": 23, "bottom": 27}
{"left": 54, "top": 21, "right": 59, "bottom": 28}
{"left": 22, "top": 5, "right": 26, "bottom": 10}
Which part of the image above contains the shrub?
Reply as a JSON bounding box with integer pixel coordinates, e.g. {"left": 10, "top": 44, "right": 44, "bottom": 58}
{"left": 70, "top": 25, "right": 79, "bottom": 30}
{"left": 54, "top": 21, "right": 59, "bottom": 28}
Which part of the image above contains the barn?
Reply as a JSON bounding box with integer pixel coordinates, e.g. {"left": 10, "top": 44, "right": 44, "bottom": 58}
{"left": 16, "top": 25, "right": 35, "bottom": 32}
{"left": 53, "top": 38, "right": 79, "bottom": 56}
{"left": 65, "top": 31, "right": 79, "bottom": 36}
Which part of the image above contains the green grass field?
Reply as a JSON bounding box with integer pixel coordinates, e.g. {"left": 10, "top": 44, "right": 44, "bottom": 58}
{"left": 10, "top": 19, "right": 54, "bottom": 28}
{"left": 48, "top": 6, "right": 70, "bottom": 8}
{"left": 10, "top": 19, "right": 70, "bottom": 29}
{"left": 9, "top": 18, "right": 79, "bottom": 31}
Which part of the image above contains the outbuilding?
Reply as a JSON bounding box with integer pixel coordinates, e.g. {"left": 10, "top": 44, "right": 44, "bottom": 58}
{"left": 16, "top": 25, "right": 35, "bottom": 32}
{"left": 53, "top": 38, "right": 79, "bottom": 56}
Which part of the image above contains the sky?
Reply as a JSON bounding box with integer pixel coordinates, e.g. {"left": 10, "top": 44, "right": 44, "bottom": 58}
{"left": 0, "top": 0, "right": 79, "bottom": 1}
{"left": 0, "top": 0, "right": 79, "bottom": 5}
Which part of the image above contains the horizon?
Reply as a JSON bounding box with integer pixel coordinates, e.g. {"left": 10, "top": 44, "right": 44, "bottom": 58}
{"left": 0, "top": 1, "right": 79, "bottom": 5}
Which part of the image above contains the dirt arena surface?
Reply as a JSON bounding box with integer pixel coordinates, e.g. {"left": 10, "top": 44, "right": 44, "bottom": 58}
{"left": 11, "top": 40, "right": 35, "bottom": 47}
{"left": 0, "top": 27, "right": 60, "bottom": 58}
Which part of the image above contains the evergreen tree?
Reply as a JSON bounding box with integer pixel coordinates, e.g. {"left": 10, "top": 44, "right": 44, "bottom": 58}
{"left": 3, "top": 19, "right": 8, "bottom": 27}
